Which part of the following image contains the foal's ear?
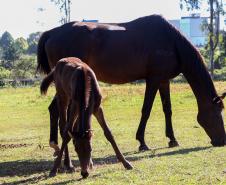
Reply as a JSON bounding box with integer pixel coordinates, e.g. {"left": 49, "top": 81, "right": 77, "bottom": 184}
{"left": 220, "top": 92, "right": 226, "bottom": 100}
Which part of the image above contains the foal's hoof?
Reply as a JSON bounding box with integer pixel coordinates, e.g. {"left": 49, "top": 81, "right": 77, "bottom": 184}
{"left": 89, "top": 159, "right": 94, "bottom": 170}
{"left": 139, "top": 144, "right": 149, "bottom": 151}
{"left": 123, "top": 160, "right": 133, "bottom": 170}
{"left": 53, "top": 150, "right": 60, "bottom": 157}
{"left": 49, "top": 170, "right": 57, "bottom": 177}
{"left": 168, "top": 140, "right": 179, "bottom": 148}
{"left": 66, "top": 166, "right": 75, "bottom": 173}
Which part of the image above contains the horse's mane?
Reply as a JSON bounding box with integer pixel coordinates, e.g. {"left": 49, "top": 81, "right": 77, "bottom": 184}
{"left": 160, "top": 16, "right": 219, "bottom": 102}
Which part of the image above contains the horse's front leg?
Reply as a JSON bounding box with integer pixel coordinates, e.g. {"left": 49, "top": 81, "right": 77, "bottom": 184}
{"left": 159, "top": 81, "right": 179, "bottom": 148}
{"left": 94, "top": 107, "right": 133, "bottom": 170}
{"left": 136, "top": 78, "right": 160, "bottom": 151}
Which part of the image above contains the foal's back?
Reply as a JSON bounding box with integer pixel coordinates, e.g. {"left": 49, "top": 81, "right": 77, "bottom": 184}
{"left": 54, "top": 57, "right": 93, "bottom": 98}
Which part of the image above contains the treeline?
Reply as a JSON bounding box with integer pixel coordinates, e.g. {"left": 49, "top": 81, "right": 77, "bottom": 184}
{"left": 200, "top": 30, "right": 226, "bottom": 80}
{"left": 0, "top": 31, "right": 41, "bottom": 84}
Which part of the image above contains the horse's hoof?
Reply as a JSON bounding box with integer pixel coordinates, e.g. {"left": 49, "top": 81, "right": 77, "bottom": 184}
{"left": 168, "top": 140, "right": 179, "bottom": 148}
{"left": 139, "top": 144, "right": 149, "bottom": 151}
{"left": 49, "top": 170, "right": 57, "bottom": 177}
{"left": 81, "top": 171, "right": 89, "bottom": 178}
{"left": 123, "top": 161, "right": 133, "bottom": 170}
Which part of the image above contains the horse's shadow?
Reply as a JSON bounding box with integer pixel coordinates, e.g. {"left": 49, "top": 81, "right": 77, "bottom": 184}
{"left": 0, "top": 146, "right": 211, "bottom": 185}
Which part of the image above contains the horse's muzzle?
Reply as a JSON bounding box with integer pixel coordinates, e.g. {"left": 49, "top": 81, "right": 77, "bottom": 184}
{"left": 211, "top": 136, "right": 226, "bottom": 147}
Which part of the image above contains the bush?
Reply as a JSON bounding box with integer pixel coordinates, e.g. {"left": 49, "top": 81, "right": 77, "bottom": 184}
{"left": 214, "top": 67, "right": 226, "bottom": 81}
{"left": 0, "top": 66, "right": 11, "bottom": 79}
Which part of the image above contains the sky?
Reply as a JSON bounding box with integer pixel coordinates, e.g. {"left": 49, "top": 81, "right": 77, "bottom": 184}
{"left": 0, "top": 0, "right": 225, "bottom": 39}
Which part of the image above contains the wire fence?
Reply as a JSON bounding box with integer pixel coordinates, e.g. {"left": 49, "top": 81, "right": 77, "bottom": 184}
{"left": 0, "top": 78, "right": 41, "bottom": 87}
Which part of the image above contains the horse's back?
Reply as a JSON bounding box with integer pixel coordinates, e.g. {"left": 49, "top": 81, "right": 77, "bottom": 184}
{"left": 44, "top": 15, "right": 181, "bottom": 83}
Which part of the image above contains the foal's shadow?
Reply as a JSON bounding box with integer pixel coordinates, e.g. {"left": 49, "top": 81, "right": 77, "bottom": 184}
{"left": 0, "top": 146, "right": 211, "bottom": 184}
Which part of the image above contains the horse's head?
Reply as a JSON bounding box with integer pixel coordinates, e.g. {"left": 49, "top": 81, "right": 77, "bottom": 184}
{"left": 197, "top": 93, "right": 226, "bottom": 146}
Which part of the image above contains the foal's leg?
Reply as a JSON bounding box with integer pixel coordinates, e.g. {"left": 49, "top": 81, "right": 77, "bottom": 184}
{"left": 50, "top": 131, "right": 71, "bottom": 177}
{"left": 48, "top": 95, "right": 74, "bottom": 170}
{"left": 136, "top": 78, "right": 160, "bottom": 151}
{"left": 58, "top": 100, "right": 75, "bottom": 172}
{"left": 49, "top": 95, "right": 60, "bottom": 155}
{"left": 159, "top": 81, "right": 179, "bottom": 147}
{"left": 50, "top": 95, "right": 70, "bottom": 176}
{"left": 94, "top": 107, "right": 133, "bottom": 170}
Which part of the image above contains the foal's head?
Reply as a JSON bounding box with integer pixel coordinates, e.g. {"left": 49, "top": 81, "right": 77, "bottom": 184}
{"left": 70, "top": 66, "right": 101, "bottom": 178}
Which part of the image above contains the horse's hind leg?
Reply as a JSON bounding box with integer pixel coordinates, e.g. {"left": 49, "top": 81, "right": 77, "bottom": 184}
{"left": 136, "top": 78, "right": 160, "bottom": 151}
{"left": 159, "top": 81, "right": 179, "bottom": 148}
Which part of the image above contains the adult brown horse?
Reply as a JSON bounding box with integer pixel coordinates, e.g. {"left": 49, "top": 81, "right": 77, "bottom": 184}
{"left": 41, "top": 57, "right": 132, "bottom": 177}
{"left": 37, "top": 15, "right": 225, "bottom": 160}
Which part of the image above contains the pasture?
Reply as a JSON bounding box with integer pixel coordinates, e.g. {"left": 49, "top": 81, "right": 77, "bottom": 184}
{"left": 0, "top": 82, "right": 226, "bottom": 185}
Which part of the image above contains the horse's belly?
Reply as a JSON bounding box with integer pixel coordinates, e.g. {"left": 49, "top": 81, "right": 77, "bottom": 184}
{"left": 90, "top": 63, "right": 144, "bottom": 84}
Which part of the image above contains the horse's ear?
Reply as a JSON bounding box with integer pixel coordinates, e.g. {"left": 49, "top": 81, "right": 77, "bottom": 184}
{"left": 220, "top": 92, "right": 226, "bottom": 100}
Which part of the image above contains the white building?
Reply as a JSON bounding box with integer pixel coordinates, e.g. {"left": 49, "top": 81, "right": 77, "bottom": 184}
{"left": 169, "top": 14, "right": 208, "bottom": 47}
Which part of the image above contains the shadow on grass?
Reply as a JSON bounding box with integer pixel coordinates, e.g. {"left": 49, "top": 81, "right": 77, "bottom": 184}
{"left": 0, "top": 159, "right": 52, "bottom": 177}
{"left": 0, "top": 146, "right": 211, "bottom": 184}
{"left": 91, "top": 146, "right": 212, "bottom": 164}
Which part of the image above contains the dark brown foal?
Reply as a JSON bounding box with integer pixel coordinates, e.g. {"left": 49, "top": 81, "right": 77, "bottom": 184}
{"left": 40, "top": 57, "right": 132, "bottom": 178}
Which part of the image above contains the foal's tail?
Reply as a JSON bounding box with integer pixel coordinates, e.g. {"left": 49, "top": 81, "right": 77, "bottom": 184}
{"left": 40, "top": 69, "right": 54, "bottom": 95}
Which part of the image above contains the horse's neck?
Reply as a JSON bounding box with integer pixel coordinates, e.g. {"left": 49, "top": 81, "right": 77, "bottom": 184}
{"left": 181, "top": 49, "right": 217, "bottom": 111}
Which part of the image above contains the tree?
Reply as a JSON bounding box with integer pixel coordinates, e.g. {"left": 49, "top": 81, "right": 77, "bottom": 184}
{"left": 27, "top": 32, "right": 42, "bottom": 54}
{"left": 11, "top": 55, "right": 36, "bottom": 79}
{"left": 0, "top": 31, "right": 18, "bottom": 66}
{"left": 180, "top": 0, "right": 225, "bottom": 79}
{"left": 0, "top": 66, "right": 11, "bottom": 80}
{"left": 217, "top": 31, "right": 226, "bottom": 68}
{"left": 15, "top": 37, "right": 28, "bottom": 56}
{"left": 0, "top": 46, "right": 3, "bottom": 60}
{"left": 51, "top": 0, "right": 72, "bottom": 24}
{"left": 27, "top": 32, "right": 42, "bottom": 46}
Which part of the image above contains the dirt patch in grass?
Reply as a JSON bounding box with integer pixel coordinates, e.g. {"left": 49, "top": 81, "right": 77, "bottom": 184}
{"left": 0, "top": 143, "right": 33, "bottom": 150}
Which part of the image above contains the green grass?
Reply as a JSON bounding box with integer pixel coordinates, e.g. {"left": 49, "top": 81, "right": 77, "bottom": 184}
{"left": 0, "top": 82, "right": 226, "bottom": 185}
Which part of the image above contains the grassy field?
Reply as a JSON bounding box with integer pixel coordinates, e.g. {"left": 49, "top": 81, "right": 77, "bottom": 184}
{"left": 0, "top": 82, "right": 226, "bottom": 185}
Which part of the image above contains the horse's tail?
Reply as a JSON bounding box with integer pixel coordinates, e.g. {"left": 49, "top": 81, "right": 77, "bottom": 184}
{"left": 37, "top": 31, "right": 51, "bottom": 74}
{"left": 40, "top": 69, "right": 54, "bottom": 95}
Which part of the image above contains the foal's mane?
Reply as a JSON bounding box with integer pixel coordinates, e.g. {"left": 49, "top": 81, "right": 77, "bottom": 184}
{"left": 84, "top": 70, "right": 92, "bottom": 109}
